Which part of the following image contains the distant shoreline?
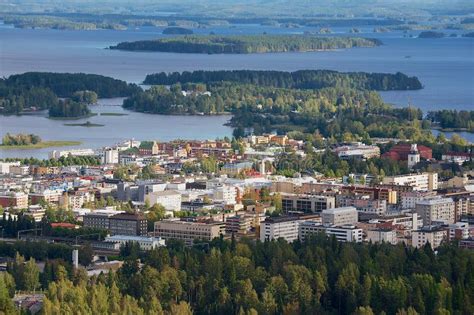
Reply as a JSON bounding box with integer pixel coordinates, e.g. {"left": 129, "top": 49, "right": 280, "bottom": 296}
{"left": 0, "top": 140, "right": 82, "bottom": 150}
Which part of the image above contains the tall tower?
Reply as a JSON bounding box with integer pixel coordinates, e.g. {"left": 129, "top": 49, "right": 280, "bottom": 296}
{"left": 408, "top": 144, "right": 420, "bottom": 169}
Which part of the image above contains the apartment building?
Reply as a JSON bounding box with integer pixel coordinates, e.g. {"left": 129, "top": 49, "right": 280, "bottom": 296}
{"left": 109, "top": 213, "right": 148, "bottom": 236}
{"left": 0, "top": 191, "right": 28, "bottom": 209}
{"left": 145, "top": 190, "right": 182, "bottom": 212}
{"left": 321, "top": 207, "right": 358, "bottom": 226}
{"left": 260, "top": 214, "right": 319, "bottom": 243}
{"left": 0, "top": 161, "right": 20, "bottom": 174}
{"left": 103, "top": 147, "right": 119, "bottom": 164}
{"left": 61, "top": 190, "right": 95, "bottom": 209}
{"left": 299, "top": 221, "right": 363, "bottom": 242}
{"left": 154, "top": 219, "right": 224, "bottom": 246}
{"left": 447, "top": 222, "right": 470, "bottom": 240}
{"left": 10, "top": 165, "right": 30, "bottom": 176}
{"left": 416, "top": 197, "right": 455, "bottom": 225}
{"left": 400, "top": 191, "right": 437, "bottom": 210}
{"left": 383, "top": 173, "right": 438, "bottom": 191}
{"left": 366, "top": 229, "right": 398, "bottom": 244}
{"left": 213, "top": 185, "right": 237, "bottom": 205}
{"left": 29, "top": 189, "right": 63, "bottom": 205}
{"left": 341, "top": 186, "right": 397, "bottom": 204}
{"left": 281, "top": 193, "right": 335, "bottom": 213}
{"left": 83, "top": 210, "right": 123, "bottom": 230}
{"left": 337, "top": 195, "right": 387, "bottom": 215}
{"left": 412, "top": 226, "right": 448, "bottom": 248}
{"left": 225, "top": 215, "right": 253, "bottom": 235}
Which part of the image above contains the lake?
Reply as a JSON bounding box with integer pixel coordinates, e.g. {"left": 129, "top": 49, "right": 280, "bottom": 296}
{"left": 0, "top": 98, "right": 233, "bottom": 159}
{"left": 0, "top": 22, "right": 473, "bottom": 158}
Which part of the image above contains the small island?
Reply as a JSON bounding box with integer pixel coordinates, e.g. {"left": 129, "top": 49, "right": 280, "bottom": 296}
{"left": 64, "top": 121, "right": 104, "bottom": 127}
{"left": 49, "top": 100, "right": 93, "bottom": 119}
{"left": 0, "top": 133, "right": 81, "bottom": 150}
{"left": 162, "top": 27, "right": 194, "bottom": 35}
{"left": 109, "top": 35, "right": 382, "bottom": 54}
{"left": 418, "top": 31, "right": 445, "bottom": 38}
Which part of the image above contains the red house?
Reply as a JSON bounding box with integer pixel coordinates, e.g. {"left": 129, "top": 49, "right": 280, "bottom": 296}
{"left": 382, "top": 143, "right": 432, "bottom": 161}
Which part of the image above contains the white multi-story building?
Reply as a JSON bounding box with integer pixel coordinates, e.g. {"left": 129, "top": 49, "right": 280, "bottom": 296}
{"left": 213, "top": 185, "right": 237, "bottom": 205}
{"left": 49, "top": 148, "right": 95, "bottom": 159}
{"left": 416, "top": 197, "right": 455, "bottom": 225}
{"left": 104, "top": 235, "right": 165, "bottom": 250}
{"left": 9, "top": 165, "right": 30, "bottom": 176}
{"left": 366, "top": 229, "right": 398, "bottom": 244}
{"left": 103, "top": 147, "right": 119, "bottom": 164}
{"left": 321, "top": 207, "right": 358, "bottom": 226}
{"left": 383, "top": 173, "right": 438, "bottom": 191}
{"left": 260, "top": 215, "right": 319, "bottom": 243}
{"left": 299, "top": 221, "right": 363, "bottom": 242}
{"left": 0, "top": 162, "right": 20, "bottom": 174}
{"left": 412, "top": 226, "right": 447, "bottom": 248}
{"left": 400, "top": 191, "right": 437, "bottom": 210}
{"left": 281, "top": 193, "right": 336, "bottom": 213}
{"left": 333, "top": 143, "right": 380, "bottom": 160}
{"left": 146, "top": 190, "right": 182, "bottom": 212}
{"left": 447, "top": 222, "right": 470, "bottom": 240}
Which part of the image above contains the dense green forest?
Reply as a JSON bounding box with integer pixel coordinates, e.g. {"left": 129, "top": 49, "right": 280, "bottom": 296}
{"left": 4, "top": 72, "right": 139, "bottom": 98}
{"left": 427, "top": 110, "right": 474, "bottom": 132}
{"left": 144, "top": 70, "right": 422, "bottom": 91}
{"left": 1, "top": 14, "right": 127, "bottom": 30}
{"left": 0, "top": 72, "right": 139, "bottom": 115}
{"left": 48, "top": 99, "right": 92, "bottom": 118}
{"left": 110, "top": 35, "right": 381, "bottom": 54}
{"left": 123, "top": 81, "right": 437, "bottom": 142}
{"left": 418, "top": 31, "right": 445, "bottom": 38}
{"left": 162, "top": 26, "right": 193, "bottom": 34}
{"left": 1, "top": 235, "right": 473, "bottom": 315}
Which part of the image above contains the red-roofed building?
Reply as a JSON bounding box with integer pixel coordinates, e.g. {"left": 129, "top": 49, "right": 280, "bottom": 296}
{"left": 51, "top": 222, "right": 79, "bottom": 229}
{"left": 382, "top": 143, "right": 432, "bottom": 161}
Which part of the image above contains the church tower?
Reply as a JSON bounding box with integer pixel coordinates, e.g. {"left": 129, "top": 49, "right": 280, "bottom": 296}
{"left": 408, "top": 143, "right": 420, "bottom": 169}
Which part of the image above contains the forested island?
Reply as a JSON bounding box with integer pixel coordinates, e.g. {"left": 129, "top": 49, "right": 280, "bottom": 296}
{"left": 0, "top": 72, "right": 139, "bottom": 116}
{"left": 48, "top": 100, "right": 92, "bottom": 119}
{"left": 144, "top": 70, "right": 423, "bottom": 91}
{"left": 162, "top": 26, "right": 193, "bottom": 35}
{"left": 1, "top": 15, "right": 127, "bottom": 30}
{"left": 418, "top": 31, "right": 445, "bottom": 38}
{"left": 109, "top": 35, "right": 381, "bottom": 54}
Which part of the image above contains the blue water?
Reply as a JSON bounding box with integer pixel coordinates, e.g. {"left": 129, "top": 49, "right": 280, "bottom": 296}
{"left": 0, "top": 22, "right": 473, "bottom": 158}
{"left": 1, "top": 23, "right": 472, "bottom": 112}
